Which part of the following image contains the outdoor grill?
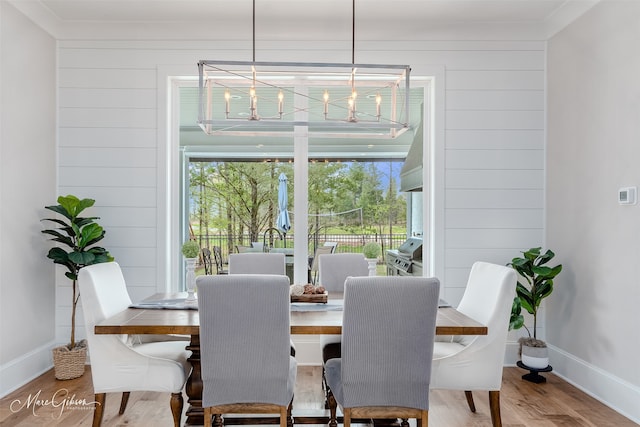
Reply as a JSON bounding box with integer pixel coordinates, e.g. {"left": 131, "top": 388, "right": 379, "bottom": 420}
{"left": 385, "top": 237, "right": 423, "bottom": 276}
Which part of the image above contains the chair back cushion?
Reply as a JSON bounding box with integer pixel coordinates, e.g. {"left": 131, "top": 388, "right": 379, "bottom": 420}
{"left": 430, "top": 261, "right": 517, "bottom": 391}
{"left": 318, "top": 253, "right": 368, "bottom": 292}
{"left": 340, "top": 276, "right": 440, "bottom": 410}
{"left": 197, "top": 274, "right": 296, "bottom": 407}
{"left": 79, "top": 262, "right": 188, "bottom": 393}
{"left": 456, "top": 262, "right": 517, "bottom": 348}
{"left": 228, "top": 253, "right": 286, "bottom": 275}
{"left": 79, "top": 262, "right": 131, "bottom": 346}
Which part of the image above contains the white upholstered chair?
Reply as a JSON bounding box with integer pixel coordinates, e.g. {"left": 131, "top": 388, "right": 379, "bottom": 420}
{"left": 196, "top": 274, "right": 297, "bottom": 427}
{"left": 323, "top": 241, "right": 338, "bottom": 253}
{"left": 430, "top": 261, "right": 517, "bottom": 427}
{"left": 228, "top": 252, "right": 286, "bottom": 275}
{"left": 78, "top": 262, "right": 191, "bottom": 427}
{"left": 325, "top": 276, "right": 440, "bottom": 427}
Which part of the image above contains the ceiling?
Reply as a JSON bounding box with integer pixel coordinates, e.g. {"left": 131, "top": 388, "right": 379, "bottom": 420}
{"left": 11, "top": 0, "right": 599, "bottom": 41}
{"left": 9, "top": 0, "right": 599, "bottom": 159}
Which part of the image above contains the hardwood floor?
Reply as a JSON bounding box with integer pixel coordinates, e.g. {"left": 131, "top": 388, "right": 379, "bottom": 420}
{"left": 1, "top": 366, "right": 636, "bottom": 427}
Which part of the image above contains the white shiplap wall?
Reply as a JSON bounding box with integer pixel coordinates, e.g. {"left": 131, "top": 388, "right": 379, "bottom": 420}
{"left": 57, "top": 39, "right": 544, "bottom": 349}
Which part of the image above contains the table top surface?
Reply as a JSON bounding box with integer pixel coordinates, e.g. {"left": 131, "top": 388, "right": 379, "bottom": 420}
{"left": 95, "top": 293, "right": 487, "bottom": 336}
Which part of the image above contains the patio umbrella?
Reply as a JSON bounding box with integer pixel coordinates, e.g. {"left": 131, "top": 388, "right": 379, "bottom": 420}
{"left": 277, "top": 172, "right": 291, "bottom": 243}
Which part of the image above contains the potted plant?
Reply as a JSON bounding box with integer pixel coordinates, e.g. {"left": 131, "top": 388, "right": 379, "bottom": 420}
{"left": 362, "top": 242, "right": 381, "bottom": 276}
{"left": 508, "top": 247, "right": 562, "bottom": 370}
{"left": 42, "top": 195, "right": 113, "bottom": 380}
{"left": 182, "top": 240, "right": 200, "bottom": 301}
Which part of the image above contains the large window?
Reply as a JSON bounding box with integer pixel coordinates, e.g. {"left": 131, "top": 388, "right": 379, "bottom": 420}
{"left": 185, "top": 159, "right": 406, "bottom": 273}
{"left": 177, "top": 85, "right": 427, "bottom": 288}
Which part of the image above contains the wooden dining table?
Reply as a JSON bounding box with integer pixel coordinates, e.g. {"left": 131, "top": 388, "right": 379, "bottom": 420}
{"left": 95, "top": 293, "right": 487, "bottom": 426}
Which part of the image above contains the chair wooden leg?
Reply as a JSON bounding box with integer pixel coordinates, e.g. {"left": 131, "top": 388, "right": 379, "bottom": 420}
{"left": 488, "top": 390, "right": 502, "bottom": 427}
{"left": 323, "top": 367, "right": 330, "bottom": 409}
{"left": 327, "top": 389, "right": 338, "bottom": 427}
{"left": 344, "top": 408, "right": 351, "bottom": 427}
{"left": 92, "top": 393, "right": 106, "bottom": 427}
{"left": 204, "top": 407, "right": 212, "bottom": 427}
{"left": 417, "top": 410, "right": 428, "bottom": 427}
{"left": 170, "top": 392, "right": 183, "bottom": 427}
{"left": 287, "top": 397, "right": 294, "bottom": 427}
{"left": 280, "top": 406, "right": 288, "bottom": 427}
{"left": 464, "top": 390, "right": 476, "bottom": 413}
{"left": 118, "top": 392, "right": 130, "bottom": 415}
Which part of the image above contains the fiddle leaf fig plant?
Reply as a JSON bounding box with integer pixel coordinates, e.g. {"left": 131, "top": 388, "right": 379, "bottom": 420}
{"left": 42, "top": 195, "right": 113, "bottom": 350}
{"left": 508, "top": 247, "right": 562, "bottom": 341}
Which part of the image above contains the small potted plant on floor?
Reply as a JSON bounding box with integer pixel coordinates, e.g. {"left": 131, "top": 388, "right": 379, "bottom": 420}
{"left": 362, "top": 242, "right": 381, "bottom": 276}
{"left": 508, "top": 247, "right": 562, "bottom": 370}
{"left": 42, "top": 195, "right": 113, "bottom": 380}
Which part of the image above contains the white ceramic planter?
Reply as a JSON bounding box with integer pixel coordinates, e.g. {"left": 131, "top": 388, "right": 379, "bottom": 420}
{"left": 521, "top": 343, "right": 549, "bottom": 369}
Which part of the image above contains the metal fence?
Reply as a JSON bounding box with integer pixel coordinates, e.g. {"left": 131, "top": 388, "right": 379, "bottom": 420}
{"left": 193, "top": 232, "right": 407, "bottom": 263}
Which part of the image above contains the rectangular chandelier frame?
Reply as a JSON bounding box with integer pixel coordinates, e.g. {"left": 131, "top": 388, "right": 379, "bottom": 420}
{"left": 197, "top": 60, "right": 411, "bottom": 139}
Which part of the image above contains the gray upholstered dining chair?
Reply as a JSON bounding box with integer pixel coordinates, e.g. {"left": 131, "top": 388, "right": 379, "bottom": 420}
{"left": 227, "top": 251, "right": 294, "bottom": 356}
{"left": 324, "top": 276, "right": 440, "bottom": 427}
{"left": 78, "top": 262, "right": 191, "bottom": 427}
{"left": 430, "top": 261, "right": 517, "bottom": 427}
{"left": 317, "top": 253, "right": 368, "bottom": 292}
{"left": 317, "top": 253, "right": 369, "bottom": 405}
{"left": 228, "top": 252, "right": 286, "bottom": 275}
{"left": 196, "top": 274, "right": 297, "bottom": 427}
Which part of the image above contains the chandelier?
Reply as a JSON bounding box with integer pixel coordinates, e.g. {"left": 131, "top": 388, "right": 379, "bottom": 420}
{"left": 197, "top": 0, "right": 411, "bottom": 139}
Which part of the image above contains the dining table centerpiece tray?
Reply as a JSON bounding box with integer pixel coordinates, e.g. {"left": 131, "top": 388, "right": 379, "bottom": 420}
{"left": 290, "top": 284, "right": 328, "bottom": 303}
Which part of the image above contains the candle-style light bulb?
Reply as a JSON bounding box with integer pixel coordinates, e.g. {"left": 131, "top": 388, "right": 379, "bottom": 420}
{"left": 278, "top": 90, "right": 284, "bottom": 116}
{"left": 348, "top": 97, "right": 356, "bottom": 122}
{"left": 224, "top": 89, "right": 231, "bottom": 116}
{"left": 249, "top": 86, "right": 257, "bottom": 119}
{"left": 322, "top": 89, "right": 329, "bottom": 120}
{"left": 348, "top": 89, "right": 358, "bottom": 121}
{"left": 323, "top": 90, "right": 329, "bottom": 117}
{"left": 375, "top": 93, "right": 382, "bottom": 118}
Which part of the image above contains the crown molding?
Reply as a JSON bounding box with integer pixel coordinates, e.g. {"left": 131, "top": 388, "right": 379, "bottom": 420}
{"left": 7, "top": 0, "right": 600, "bottom": 42}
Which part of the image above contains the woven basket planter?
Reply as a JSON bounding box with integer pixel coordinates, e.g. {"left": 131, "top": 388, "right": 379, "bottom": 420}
{"left": 52, "top": 339, "right": 87, "bottom": 380}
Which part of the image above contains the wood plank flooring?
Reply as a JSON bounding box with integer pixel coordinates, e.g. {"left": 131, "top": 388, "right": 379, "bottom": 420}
{"left": 1, "top": 366, "right": 636, "bottom": 426}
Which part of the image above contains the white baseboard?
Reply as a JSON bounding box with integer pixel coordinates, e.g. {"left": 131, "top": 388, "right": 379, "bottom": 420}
{"left": 502, "top": 342, "right": 639, "bottom": 424}
{"left": 547, "top": 345, "right": 640, "bottom": 424}
{"left": 504, "top": 341, "right": 521, "bottom": 366}
{"left": 0, "top": 341, "right": 55, "bottom": 398}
